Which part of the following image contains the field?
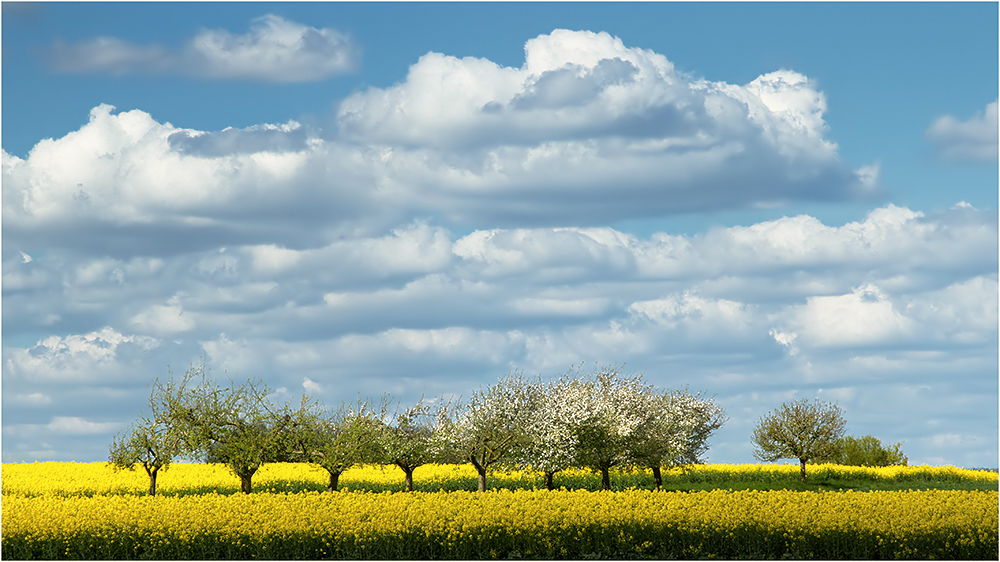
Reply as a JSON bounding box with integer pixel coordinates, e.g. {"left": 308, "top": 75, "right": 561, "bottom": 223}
{"left": 2, "top": 462, "right": 997, "bottom": 559}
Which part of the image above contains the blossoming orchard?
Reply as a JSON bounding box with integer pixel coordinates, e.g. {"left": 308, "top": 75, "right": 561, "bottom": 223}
{"left": 108, "top": 363, "right": 726, "bottom": 495}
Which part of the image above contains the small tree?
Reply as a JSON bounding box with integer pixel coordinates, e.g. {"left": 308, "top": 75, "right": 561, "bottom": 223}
{"left": 751, "top": 398, "right": 847, "bottom": 483}
{"left": 108, "top": 416, "right": 180, "bottom": 496}
{"left": 444, "top": 373, "right": 537, "bottom": 492}
{"left": 292, "top": 398, "right": 387, "bottom": 492}
{"left": 380, "top": 398, "right": 451, "bottom": 492}
{"left": 161, "top": 363, "right": 298, "bottom": 493}
{"left": 108, "top": 378, "right": 185, "bottom": 496}
{"left": 833, "top": 434, "right": 908, "bottom": 467}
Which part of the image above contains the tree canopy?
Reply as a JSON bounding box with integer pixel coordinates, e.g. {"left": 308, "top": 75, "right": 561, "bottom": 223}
{"left": 114, "top": 362, "right": 731, "bottom": 492}
{"left": 751, "top": 398, "right": 847, "bottom": 482}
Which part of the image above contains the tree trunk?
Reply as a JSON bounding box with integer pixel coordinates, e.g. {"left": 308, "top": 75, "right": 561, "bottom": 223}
{"left": 146, "top": 465, "right": 159, "bottom": 497}
{"left": 799, "top": 458, "right": 807, "bottom": 483}
{"left": 395, "top": 461, "right": 416, "bottom": 492}
{"left": 240, "top": 473, "right": 254, "bottom": 494}
{"left": 652, "top": 465, "right": 662, "bottom": 490}
{"left": 327, "top": 470, "right": 341, "bottom": 492}
{"left": 470, "top": 456, "right": 487, "bottom": 492}
{"left": 600, "top": 464, "right": 611, "bottom": 491}
{"left": 544, "top": 471, "right": 555, "bottom": 491}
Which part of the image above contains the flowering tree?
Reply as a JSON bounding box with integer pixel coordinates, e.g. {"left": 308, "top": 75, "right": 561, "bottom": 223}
{"left": 443, "top": 373, "right": 537, "bottom": 492}
{"left": 107, "top": 416, "right": 180, "bottom": 496}
{"left": 511, "top": 372, "right": 589, "bottom": 490}
{"left": 630, "top": 388, "right": 726, "bottom": 489}
{"left": 570, "top": 365, "right": 655, "bottom": 491}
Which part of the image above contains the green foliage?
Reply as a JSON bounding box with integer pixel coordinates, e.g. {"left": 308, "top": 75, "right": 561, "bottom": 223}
{"left": 107, "top": 379, "right": 185, "bottom": 496}
{"left": 107, "top": 418, "right": 180, "bottom": 496}
{"left": 291, "top": 398, "right": 388, "bottom": 491}
{"left": 379, "top": 397, "right": 452, "bottom": 491}
{"left": 751, "top": 399, "right": 847, "bottom": 482}
{"left": 829, "top": 434, "right": 908, "bottom": 467}
{"left": 159, "top": 362, "right": 300, "bottom": 493}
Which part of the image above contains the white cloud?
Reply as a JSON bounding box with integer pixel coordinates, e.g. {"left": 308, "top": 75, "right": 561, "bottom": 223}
{"left": 2, "top": 104, "right": 384, "bottom": 256}
{"left": 3, "top": 203, "right": 996, "bottom": 465}
{"left": 130, "top": 296, "right": 196, "bottom": 336}
{"left": 303, "top": 378, "right": 323, "bottom": 394}
{"left": 11, "top": 392, "right": 53, "bottom": 406}
{"left": 787, "top": 284, "right": 914, "bottom": 348}
{"left": 47, "top": 15, "right": 359, "bottom": 82}
{"left": 336, "top": 30, "right": 876, "bottom": 224}
{"left": 5, "top": 32, "right": 895, "bottom": 258}
{"left": 4, "top": 327, "right": 159, "bottom": 382}
{"left": 925, "top": 99, "right": 998, "bottom": 162}
{"left": 46, "top": 416, "right": 120, "bottom": 435}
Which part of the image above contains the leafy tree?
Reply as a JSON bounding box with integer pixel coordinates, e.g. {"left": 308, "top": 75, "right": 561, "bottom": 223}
{"left": 108, "top": 377, "right": 186, "bottom": 496}
{"left": 292, "top": 398, "right": 387, "bottom": 492}
{"left": 631, "top": 388, "right": 726, "bottom": 489}
{"left": 107, "top": 416, "right": 180, "bottom": 496}
{"left": 443, "top": 372, "right": 537, "bottom": 492}
{"left": 161, "top": 363, "right": 299, "bottom": 493}
{"left": 751, "top": 398, "right": 847, "bottom": 482}
{"left": 832, "top": 434, "right": 908, "bottom": 467}
{"left": 380, "top": 398, "right": 451, "bottom": 492}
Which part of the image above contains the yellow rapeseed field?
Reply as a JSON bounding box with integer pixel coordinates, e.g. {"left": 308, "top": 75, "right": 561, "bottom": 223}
{"left": 2, "top": 462, "right": 997, "bottom": 559}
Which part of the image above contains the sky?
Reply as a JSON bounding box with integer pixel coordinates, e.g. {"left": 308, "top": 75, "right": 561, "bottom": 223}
{"left": 2, "top": 2, "right": 997, "bottom": 468}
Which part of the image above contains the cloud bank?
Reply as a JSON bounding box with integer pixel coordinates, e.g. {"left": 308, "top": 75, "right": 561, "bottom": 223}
{"left": 4, "top": 203, "right": 996, "bottom": 464}
{"left": 6, "top": 30, "right": 879, "bottom": 258}
{"left": 47, "top": 15, "right": 359, "bottom": 82}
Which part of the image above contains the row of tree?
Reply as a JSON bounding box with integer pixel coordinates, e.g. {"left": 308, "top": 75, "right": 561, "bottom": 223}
{"left": 109, "top": 364, "right": 727, "bottom": 495}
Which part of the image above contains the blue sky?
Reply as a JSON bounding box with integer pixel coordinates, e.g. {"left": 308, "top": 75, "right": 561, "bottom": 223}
{"left": 2, "top": 2, "right": 997, "bottom": 467}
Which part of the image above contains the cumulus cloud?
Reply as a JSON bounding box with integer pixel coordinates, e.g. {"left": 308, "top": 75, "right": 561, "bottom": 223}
{"left": 2, "top": 104, "right": 385, "bottom": 256}
{"left": 783, "top": 284, "right": 914, "bottom": 348}
{"left": 5, "top": 31, "right": 887, "bottom": 259}
{"left": 47, "top": 14, "right": 359, "bottom": 82}
{"left": 925, "top": 99, "right": 998, "bottom": 162}
{"left": 4, "top": 327, "right": 159, "bottom": 383}
{"left": 334, "top": 31, "right": 878, "bottom": 225}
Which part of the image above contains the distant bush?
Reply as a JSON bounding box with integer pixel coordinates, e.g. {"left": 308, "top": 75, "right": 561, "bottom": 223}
{"left": 829, "top": 434, "right": 908, "bottom": 467}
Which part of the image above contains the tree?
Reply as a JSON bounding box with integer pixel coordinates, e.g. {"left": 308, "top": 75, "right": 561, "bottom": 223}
{"left": 631, "top": 388, "right": 726, "bottom": 489}
{"left": 108, "top": 378, "right": 185, "bottom": 496}
{"left": 571, "top": 365, "right": 653, "bottom": 491}
{"left": 108, "top": 416, "right": 180, "bottom": 496}
{"left": 379, "top": 398, "right": 451, "bottom": 492}
{"left": 512, "top": 373, "right": 588, "bottom": 490}
{"left": 832, "top": 434, "right": 908, "bottom": 467}
{"left": 751, "top": 399, "right": 847, "bottom": 483}
{"left": 161, "top": 363, "right": 299, "bottom": 494}
{"left": 292, "top": 398, "right": 387, "bottom": 492}
{"left": 443, "top": 373, "right": 537, "bottom": 492}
